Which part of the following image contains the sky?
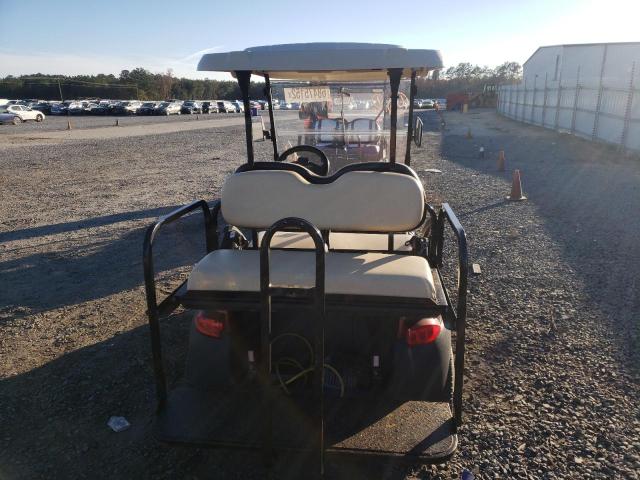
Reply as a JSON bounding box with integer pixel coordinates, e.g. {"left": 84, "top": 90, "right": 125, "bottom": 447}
{"left": 1, "top": 0, "right": 638, "bottom": 80}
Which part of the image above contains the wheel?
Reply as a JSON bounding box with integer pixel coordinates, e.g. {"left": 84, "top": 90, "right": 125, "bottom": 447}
{"left": 12, "top": 116, "right": 21, "bottom": 125}
{"left": 35, "top": 114, "right": 43, "bottom": 122}
{"left": 277, "top": 145, "right": 330, "bottom": 176}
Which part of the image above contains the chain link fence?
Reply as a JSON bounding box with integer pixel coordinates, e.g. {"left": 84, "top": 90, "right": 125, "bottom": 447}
{"left": 497, "top": 60, "right": 639, "bottom": 152}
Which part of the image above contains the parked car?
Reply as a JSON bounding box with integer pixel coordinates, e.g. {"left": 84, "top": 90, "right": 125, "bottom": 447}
{"left": 67, "top": 102, "right": 86, "bottom": 115}
{"left": 50, "top": 103, "right": 66, "bottom": 115}
{"left": 181, "top": 101, "right": 202, "bottom": 114}
{"left": 417, "top": 99, "right": 434, "bottom": 109}
{"left": 83, "top": 103, "right": 99, "bottom": 114}
{"left": 202, "top": 101, "right": 219, "bottom": 113}
{"left": 89, "top": 103, "right": 113, "bottom": 115}
{"left": 114, "top": 101, "right": 143, "bottom": 115}
{"left": 155, "top": 102, "right": 181, "bottom": 115}
{"left": 31, "top": 102, "right": 53, "bottom": 115}
{"left": 216, "top": 101, "right": 236, "bottom": 113}
{"left": 231, "top": 101, "right": 244, "bottom": 113}
{"left": 0, "top": 104, "right": 46, "bottom": 124}
{"left": 137, "top": 102, "right": 158, "bottom": 115}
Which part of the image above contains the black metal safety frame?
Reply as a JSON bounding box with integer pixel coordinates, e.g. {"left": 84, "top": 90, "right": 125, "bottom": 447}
{"left": 260, "top": 217, "right": 326, "bottom": 473}
{"left": 433, "top": 203, "right": 468, "bottom": 427}
{"left": 236, "top": 70, "right": 254, "bottom": 164}
{"left": 263, "top": 73, "right": 279, "bottom": 161}
{"left": 387, "top": 68, "right": 403, "bottom": 164}
{"left": 143, "top": 199, "right": 214, "bottom": 408}
{"left": 405, "top": 69, "right": 417, "bottom": 165}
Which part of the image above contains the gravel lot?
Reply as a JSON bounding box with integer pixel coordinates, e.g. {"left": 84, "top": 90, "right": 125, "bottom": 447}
{"left": 0, "top": 111, "right": 638, "bottom": 479}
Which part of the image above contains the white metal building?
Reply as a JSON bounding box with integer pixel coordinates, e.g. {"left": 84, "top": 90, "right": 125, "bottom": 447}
{"left": 497, "top": 42, "right": 640, "bottom": 152}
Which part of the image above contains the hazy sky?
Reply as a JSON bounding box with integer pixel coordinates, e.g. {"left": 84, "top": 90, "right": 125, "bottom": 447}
{"left": 1, "top": 0, "right": 638, "bottom": 79}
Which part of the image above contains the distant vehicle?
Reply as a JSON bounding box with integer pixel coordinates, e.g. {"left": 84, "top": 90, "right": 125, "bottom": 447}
{"left": 138, "top": 102, "right": 158, "bottom": 115}
{"left": 420, "top": 99, "right": 435, "bottom": 109}
{"left": 279, "top": 101, "right": 292, "bottom": 110}
{"left": 114, "top": 101, "right": 143, "bottom": 115}
{"left": 231, "top": 101, "right": 244, "bottom": 113}
{"left": 216, "top": 100, "right": 236, "bottom": 113}
{"left": 31, "top": 102, "right": 53, "bottom": 115}
{"left": 202, "top": 101, "right": 219, "bottom": 114}
{"left": 0, "top": 104, "right": 45, "bottom": 124}
{"left": 83, "top": 103, "right": 99, "bottom": 114}
{"left": 181, "top": 101, "right": 202, "bottom": 114}
{"left": 257, "top": 100, "right": 268, "bottom": 110}
{"left": 155, "top": 102, "right": 181, "bottom": 115}
{"left": 90, "top": 103, "right": 113, "bottom": 115}
{"left": 0, "top": 99, "right": 9, "bottom": 107}
{"left": 50, "top": 103, "right": 67, "bottom": 115}
{"left": 67, "top": 102, "right": 87, "bottom": 115}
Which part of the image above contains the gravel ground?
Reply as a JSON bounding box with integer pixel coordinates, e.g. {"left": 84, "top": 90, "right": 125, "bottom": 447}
{"left": 0, "top": 110, "right": 638, "bottom": 479}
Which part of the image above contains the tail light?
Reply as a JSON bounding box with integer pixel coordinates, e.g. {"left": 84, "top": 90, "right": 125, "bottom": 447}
{"left": 406, "top": 317, "right": 442, "bottom": 346}
{"left": 194, "top": 311, "right": 227, "bottom": 338}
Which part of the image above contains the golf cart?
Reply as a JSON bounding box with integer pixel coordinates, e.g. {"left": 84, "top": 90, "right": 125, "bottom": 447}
{"left": 143, "top": 43, "right": 468, "bottom": 474}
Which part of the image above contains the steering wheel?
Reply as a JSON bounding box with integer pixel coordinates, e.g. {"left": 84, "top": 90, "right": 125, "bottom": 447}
{"left": 276, "top": 145, "right": 330, "bottom": 176}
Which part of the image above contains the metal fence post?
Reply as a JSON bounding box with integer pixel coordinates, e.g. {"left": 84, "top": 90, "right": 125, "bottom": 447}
{"left": 554, "top": 70, "right": 563, "bottom": 131}
{"left": 531, "top": 75, "right": 537, "bottom": 124}
{"left": 621, "top": 61, "right": 636, "bottom": 150}
{"left": 592, "top": 45, "right": 608, "bottom": 141}
{"left": 509, "top": 84, "right": 514, "bottom": 118}
{"left": 571, "top": 66, "right": 581, "bottom": 135}
{"left": 521, "top": 78, "right": 527, "bottom": 122}
{"left": 542, "top": 73, "right": 549, "bottom": 127}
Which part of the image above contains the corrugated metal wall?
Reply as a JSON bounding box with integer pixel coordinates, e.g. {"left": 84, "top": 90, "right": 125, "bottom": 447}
{"left": 497, "top": 43, "right": 640, "bottom": 152}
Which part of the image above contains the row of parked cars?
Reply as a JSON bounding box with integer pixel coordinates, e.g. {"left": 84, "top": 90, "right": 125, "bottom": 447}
{"left": 0, "top": 98, "right": 269, "bottom": 120}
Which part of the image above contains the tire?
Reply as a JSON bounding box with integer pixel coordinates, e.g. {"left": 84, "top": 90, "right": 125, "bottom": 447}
{"left": 12, "top": 116, "right": 21, "bottom": 125}
{"left": 35, "top": 114, "right": 43, "bottom": 122}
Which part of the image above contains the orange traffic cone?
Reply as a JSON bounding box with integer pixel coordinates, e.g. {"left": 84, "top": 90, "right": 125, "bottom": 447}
{"left": 507, "top": 170, "right": 527, "bottom": 201}
{"left": 497, "top": 150, "right": 505, "bottom": 172}
{"left": 66, "top": 119, "right": 72, "bottom": 130}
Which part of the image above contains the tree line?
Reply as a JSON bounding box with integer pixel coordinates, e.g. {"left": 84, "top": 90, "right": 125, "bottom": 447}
{"left": 0, "top": 62, "right": 522, "bottom": 101}
{"left": 417, "top": 61, "right": 522, "bottom": 98}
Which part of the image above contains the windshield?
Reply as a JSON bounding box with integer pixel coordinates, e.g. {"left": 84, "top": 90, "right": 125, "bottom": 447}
{"left": 271, "top": 80, "right": 410, "bottom": 174}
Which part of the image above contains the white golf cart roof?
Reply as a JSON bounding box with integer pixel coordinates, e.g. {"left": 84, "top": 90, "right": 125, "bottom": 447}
{"left": 198, "top": 43, "right": 443, "bottom": 81}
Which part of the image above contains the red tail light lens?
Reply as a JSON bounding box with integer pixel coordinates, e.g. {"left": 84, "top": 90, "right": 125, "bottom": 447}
{"left": 406, "top": 317, "right": 442, "bottom": 346}
{"left": 195, "top": 311, "right": 227, "bottom": 338}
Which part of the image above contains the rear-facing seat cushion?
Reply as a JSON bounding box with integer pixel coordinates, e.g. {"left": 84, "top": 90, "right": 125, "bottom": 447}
{"left": 256, "top": 231, "right": 414, "bottom": 251}
{"left": 222, "top": 169, "right": 424, "bottom": 232}
{"left": 187, "top": 250, "right": 435, "bottom": 301}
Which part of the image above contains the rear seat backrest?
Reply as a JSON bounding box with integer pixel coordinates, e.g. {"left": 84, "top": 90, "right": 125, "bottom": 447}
{"left": 221, "top": 169, "right": 424, "bottom": 232}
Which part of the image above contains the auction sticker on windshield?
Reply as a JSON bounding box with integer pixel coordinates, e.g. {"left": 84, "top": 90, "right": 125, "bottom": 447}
{"left": 284, "top": 87, "right": 332, "bottom": 103}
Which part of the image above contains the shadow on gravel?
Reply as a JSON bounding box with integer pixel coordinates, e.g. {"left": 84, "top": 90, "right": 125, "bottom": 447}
{"left": 0, "top": 205, "right": 209, "bottom": 320}
{"left": 0, "top": 205, "right": 178, "bottom": 243}
{"left": 440, "top": 116, "right": 640, "bottom": 371}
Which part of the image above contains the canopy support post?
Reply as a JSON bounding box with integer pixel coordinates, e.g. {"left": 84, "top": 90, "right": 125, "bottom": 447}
{"left": 264, "top": 74, "right": 279, "bottom": 161}
{"left": 236, "top": 70, "right": 254, "bottom": 164}
{"left": 388, "top": 68, "right": 402, "bottom": 164}
{"left": 405, "top": 70, "right": 417, "bottom": 166}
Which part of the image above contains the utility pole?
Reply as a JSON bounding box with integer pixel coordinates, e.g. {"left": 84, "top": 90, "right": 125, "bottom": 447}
{"left": 58, "top": 78, "right": 64, "bottom": 102}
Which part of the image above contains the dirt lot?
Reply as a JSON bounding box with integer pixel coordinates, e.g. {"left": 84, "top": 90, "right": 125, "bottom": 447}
{"left": 0, "top": 111, "right": 639, "bottom": 479}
